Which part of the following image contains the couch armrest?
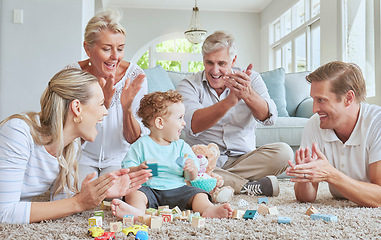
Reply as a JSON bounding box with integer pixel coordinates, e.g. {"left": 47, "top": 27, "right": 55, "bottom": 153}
{"left": 295, "top": 97, "right": 314, "bottom": 118}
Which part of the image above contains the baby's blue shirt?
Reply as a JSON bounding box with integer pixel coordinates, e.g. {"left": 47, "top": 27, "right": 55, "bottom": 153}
{"left": 122, "top": 135, "right": 199, "bottom": 190}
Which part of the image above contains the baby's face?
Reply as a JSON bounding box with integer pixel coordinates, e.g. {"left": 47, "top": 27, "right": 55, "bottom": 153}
{"left": 161, "top": 102, "right": 186, "bottom": 143}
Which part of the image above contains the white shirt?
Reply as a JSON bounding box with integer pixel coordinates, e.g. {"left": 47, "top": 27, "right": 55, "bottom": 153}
{"left": 301, "top": 103, "right": 381, "bottom": 197}
{"left": 65, "top": 62, "right": 149, "bottom": 169}
{"left": 177, "top": 68, "right": 277, "bottom": 167}
{"left": 0, "top": 119, "right": 61, "bottom": 223}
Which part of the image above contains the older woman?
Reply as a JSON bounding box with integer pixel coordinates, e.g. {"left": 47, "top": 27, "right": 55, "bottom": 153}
{"left": 0, "top": 68, "right": 151, "bottom": 224}
{"left": 65, "top": 9, "right": 148, "bottom": 184}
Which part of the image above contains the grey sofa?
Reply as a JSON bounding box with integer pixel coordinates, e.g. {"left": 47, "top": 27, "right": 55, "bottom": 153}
{"left": 143, "top": 66, "right": 314, "bottom": 152}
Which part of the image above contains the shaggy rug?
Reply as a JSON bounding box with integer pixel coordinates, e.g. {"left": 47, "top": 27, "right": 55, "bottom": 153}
{"left": 1, "top": 180, "right": 381, "bottom": 240}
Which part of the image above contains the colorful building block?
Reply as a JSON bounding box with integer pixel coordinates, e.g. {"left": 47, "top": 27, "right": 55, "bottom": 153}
{"left": 258, "top": 197, "right": 268, "bottom": 204}
{"left": 243, "top": 210, "right": 259, "bottom": 220}
{"left": 257, "top": 203, "right": 269, "bottom": 215}
{"left": 101, "top": 201, "right": 111, "bottom": 211}
{"left": 138, "top": 215, "right": 152, "bottom": 226}
{"left": 306, "top": 206, "right": 319, "bottom": 216}
{"left": 146, "top": 159, "right": 158, "bottom": 176}
{"left": 110, "top": 222, "right": 122, "bottom": 232}
{"left": 268, "top": 206, "right": 279, "bottom": 215}
{"left": 145, "top": 208, "right": 158, "bottom": 216}
{"left": 278, "top": 216, "right": 291, "bottom": 224}
{"left": 310, "top": 213, "right": 337, "bottom": 222}
{"left": 123, "top": 215, "right": 134, "bottom": 226}
{"left": 94, "top": 210, "right": 104, "bottom": 220}
{"left": 191, "top": 216, "right": 206, "bottom": 227}
{"left": 162, "top": 214, "right": 173, "bottom": 222}
{"left": 232, "top": 209, "right": 245, "bottom": 219}
{"left": 172, "top": 206, "right": 182, "bottom": 215}
{"left": 89, "top": 216, "right": 102, "bottom": 227}
{"left": 150, "top": 216, "right": 162, "bottom": 229}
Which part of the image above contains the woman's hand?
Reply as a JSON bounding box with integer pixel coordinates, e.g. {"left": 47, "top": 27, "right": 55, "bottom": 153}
{"left": 74, "top": 172, "right": 117, "bottom": 211}
{"left": 121, "top": 74, "right": 145, "bottom": 111}
{"left": 105, "top": 168, "right": 152, "bottom": 198}
{"left": 99, "top": 74, "right": 116, "bottom": 109}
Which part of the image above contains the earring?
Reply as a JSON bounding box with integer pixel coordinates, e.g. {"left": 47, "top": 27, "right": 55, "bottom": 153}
{"left": 74, "top": 116, "right": 82, "bottom": 124}
{"left": 88, "top": 61, "right": 92, "bottom": 66}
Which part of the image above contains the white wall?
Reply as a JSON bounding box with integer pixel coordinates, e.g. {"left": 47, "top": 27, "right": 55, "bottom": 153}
{"left": 118, "top": 8, "right": 261, "bottom": 71}
{"left": 0, "top": 0, "right": 93, "bottom": 120}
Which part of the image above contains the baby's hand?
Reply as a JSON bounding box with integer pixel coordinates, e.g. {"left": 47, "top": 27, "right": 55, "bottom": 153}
{"left": 129, "top": 162, "right": 148, "bottom": 173}
{"left": 183, "top": 158, "right": 197, "bottom": 174}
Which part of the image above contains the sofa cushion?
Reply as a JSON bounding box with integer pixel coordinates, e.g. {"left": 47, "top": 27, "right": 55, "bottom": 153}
{"left": 285, "top": 71, "right": 311, "bottom": 117}
{"left": 260, "top": 68, "right": 289, "bottom": 117}
{"left": 167, "top": 71, "right": 194, "bottom": 88}
{"left": 144, "top": 65, "right": 175, "bottom": 93}
{"left": 256, "top": 117, "right": 309, "bottom": 147}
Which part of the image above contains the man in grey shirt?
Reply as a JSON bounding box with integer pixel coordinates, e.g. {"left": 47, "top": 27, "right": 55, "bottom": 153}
{"left": 177, "top": 31, "right": 293, "bottom": 196}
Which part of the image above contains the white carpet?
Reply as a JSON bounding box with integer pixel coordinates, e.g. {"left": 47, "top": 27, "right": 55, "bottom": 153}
{"left": 1, "top": 180, "right": 381, "bottom": 239}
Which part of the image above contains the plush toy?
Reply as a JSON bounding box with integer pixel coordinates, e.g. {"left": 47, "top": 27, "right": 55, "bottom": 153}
{"left": 191, "top": 143, "right": 234, "bottom": 203}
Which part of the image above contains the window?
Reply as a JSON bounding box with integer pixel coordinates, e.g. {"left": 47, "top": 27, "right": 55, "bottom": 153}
{"left": 343, "top": 0, "right": 377, "bottom": 97}
{"left": 134, "top": 33, "right": 204, "bottom": 72}
{"left": 270, "top": 0, "right": 320, "bottom": 73}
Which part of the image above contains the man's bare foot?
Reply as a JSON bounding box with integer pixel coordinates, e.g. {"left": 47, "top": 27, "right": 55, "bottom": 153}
{"left": 111, "top": 199, "right": 145, "bottom": 221}
{"left": 201, "top": 203, "right": 233, "bottom": 218}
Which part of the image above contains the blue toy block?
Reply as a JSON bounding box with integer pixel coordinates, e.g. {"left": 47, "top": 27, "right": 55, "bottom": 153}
{"left": 147, "top": 162, "right": 158, "bottom": 176}
{"left": 258, "top": 197, "right": 268, "bottom": 204}
{"left": 278, "top": 216, "right": 291, "bottom": 224}
{"left": 243, "top": 210, "right": 259, "bottom": 220}
{"left": 310, "top": 213, "right": 337, "bottom": 222}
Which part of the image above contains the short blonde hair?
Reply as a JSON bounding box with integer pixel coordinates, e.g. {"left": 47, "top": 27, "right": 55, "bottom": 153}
{"left": 306, "top": 61, "right": 366, "bottom": 102}
{"left": 138, "top": 90, "right": 183, "bottom": 128}
{"left": 84, "top": 9, "right": 125, "bottom": 47}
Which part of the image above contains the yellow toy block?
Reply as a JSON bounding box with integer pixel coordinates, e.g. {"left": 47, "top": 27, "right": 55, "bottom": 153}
{"left": 89, "top": 216, "right": 102, "bottom": 227}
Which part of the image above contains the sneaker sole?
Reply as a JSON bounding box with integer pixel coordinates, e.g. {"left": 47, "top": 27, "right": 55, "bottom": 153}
{"left": 267, "top": 175, "right": 280, "bottom": 197}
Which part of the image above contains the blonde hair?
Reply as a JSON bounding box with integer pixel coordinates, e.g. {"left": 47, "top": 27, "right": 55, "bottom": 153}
{"left": 1, "top": 68, "right": 98, "bottom": 197}
{"left": 306, "top": 61, "right": 366, "bottom": 102}
{"left": 84, "top": 8, "right": 126, "bottom": 47}
{"left": 138, "top": 90, "right": 183, "bottom": 128}
{"left": 202, "top": 31, "right": 237, "bottom": 60}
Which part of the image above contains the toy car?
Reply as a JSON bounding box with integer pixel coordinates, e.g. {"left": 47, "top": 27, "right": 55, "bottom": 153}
{"left": 135, "top": 230, "right": 149, "bottom": 240}
{"left": 88, "top": 226, "right": 105, "bottom": 238}
{"left": 94, "top": 232, "right": 116, "bottom": 240}
{"left": 122, "top": 224, "right": 148, "bottom": 236}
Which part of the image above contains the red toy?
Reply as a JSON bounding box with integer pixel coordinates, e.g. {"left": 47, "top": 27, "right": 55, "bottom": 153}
{"left": 95, "top": 232, "right": 115, "bottom": 240}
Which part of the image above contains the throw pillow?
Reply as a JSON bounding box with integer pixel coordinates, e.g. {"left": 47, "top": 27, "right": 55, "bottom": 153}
{"left": 143, "top": 65, "right": 175, "bottom": 93}
{"left": 260, "top": 68, "right": 289, "bottom": 117}
{"left": 167, "top": 71, "right": 194, "bottom": 88}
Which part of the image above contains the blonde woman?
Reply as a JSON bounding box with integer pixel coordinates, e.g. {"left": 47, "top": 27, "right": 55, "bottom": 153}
{"left": 65, "top": 9, "right": 149, "bottom": 186}
{"left": 0, "top": 68, "right": 151, "bottom": 224}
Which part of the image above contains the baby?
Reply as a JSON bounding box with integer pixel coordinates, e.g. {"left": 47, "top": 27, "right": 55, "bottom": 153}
{"left": 111, "top": 90, "right": 232, "bottom": 220}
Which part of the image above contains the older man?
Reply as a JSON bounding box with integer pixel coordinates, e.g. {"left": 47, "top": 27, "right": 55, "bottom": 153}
{"left": 177, "top": 31, "right": 293, "bottom": 197}
{"left": 286, "top": 61, "right": 381, "bottom": 207}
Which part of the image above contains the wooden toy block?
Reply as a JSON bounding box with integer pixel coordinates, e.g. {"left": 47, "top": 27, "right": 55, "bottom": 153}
{"left": 191, "top": 216, "right": 206, "bottom": 227}
{"left": 306, "top": 206, "right": 319, "bottom": 216}
{"left": 145, "top": 208, "right": 158, "bottom": 216}
{"left": 258, "top": 197, "right": 268, "bottom": 204}
{"left": 94, "top": 210, "right": 104, "bottom": 220}
{"left": 138, "top": 214, "right": 152, "bottom": 226}
{"left": 232, "top": 209, "right": 245, "bottom": 219}
{"left": 150, "top": 216, "right": 162, "bottom": 229}
{"left": 146, "top": 159, "right": 158, "bottom": 176}
{"left": 268, "top": 206, "right": 279, "bottom": 215}
{"left": 89, "top": 216, "right": 102, "bottom": 227}
{"left": 257, "top": 203, "right": 269, "bottom": 215}
{"left": 123, "top": 215, "right": 134, "bottom": 226}
{"left": 158, "top": 205, "right": 170, "bottom": 215}
{"left": 161, "top": 208, "right": 173, "bottom": 215}
{"left": 310, "top": 213, "right": 337, "bottom": 222}
{"left": 162, "top": 214, "right": 172, "bottom": 222}
{"left": 278, "top": 216, "right": 291, "bottom": 224}
{"left": 172, "top": 206, "right": 182, "bottom": 215}
{"left": 243, "top": 210, "right": 259, "bottom": 220}
{"left": 187, "top": 213, "right": 194, "bottom": 222}
{"left": 109, "top": 222, "right": 122, "bottom": 232}
{"left": 101, "top": 201, "right": 111, "bottom": 211}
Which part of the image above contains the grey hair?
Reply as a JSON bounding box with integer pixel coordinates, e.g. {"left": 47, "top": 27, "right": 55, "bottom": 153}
{"left": 84, "top": 8, "right": 125, "bottom": 47}
{"left": 202, "top": 31, "right": 237, "bottom": 60}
